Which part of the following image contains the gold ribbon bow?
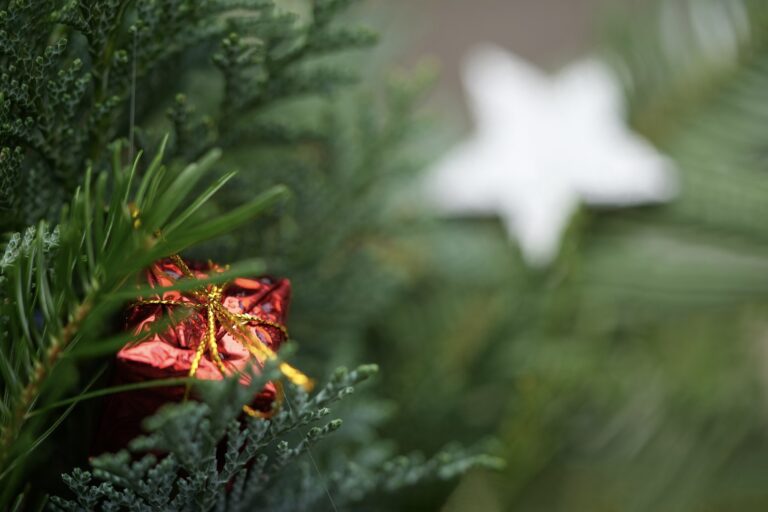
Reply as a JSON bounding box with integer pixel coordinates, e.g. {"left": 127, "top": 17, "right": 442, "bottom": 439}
{"left": 135, "top": 254, "right": 313, "bottom": 418}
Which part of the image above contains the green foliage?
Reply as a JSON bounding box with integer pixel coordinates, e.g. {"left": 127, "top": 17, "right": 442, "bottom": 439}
{"left": 1, "top": 0, "right": 496, "bottom": 509}
{"left": 247, "top": 70, "right": 437, "bottom": 368}
{"left": 0, "top": 0, "right": 375, "bottom": 229}
{"left": 51, "top": 364, "right": 498, "bottom": 511}
{"left": 545, "top": 3, "right": 768, "bottom": 507}
{"left": 574, "top": 0, "right": 768, "bottom": 318}
{"left": 606, "top": 0, "right": 768, "bottom": 244}
{"left": 371, "top": 1, "right": 768, "bottom": 510}
{"left": 0, "top": 141, "right": 287, "bottom": 505}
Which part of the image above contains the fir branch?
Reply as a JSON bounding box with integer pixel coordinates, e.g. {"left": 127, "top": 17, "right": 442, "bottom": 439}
{"left": 51, "top": 364, "right": 497, "bottom": 511}
{"left": 594, "top": 0, "right": 768, "bottom": 294}
{"left": 1, "top": 0, "right": 372, "bottom": 228}
{"left": 0, "top": 298, "right": 91, "bottom": 475}
{"left": 0, "top": 139, "right": 288, "bottom": 504}
{"left": 607, "top": 0, "right": 768, "bottom": 138}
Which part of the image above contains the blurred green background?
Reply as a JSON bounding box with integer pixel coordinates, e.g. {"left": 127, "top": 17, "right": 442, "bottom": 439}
{"left": 318, "top": 0, "right": 768, "bottom": 510}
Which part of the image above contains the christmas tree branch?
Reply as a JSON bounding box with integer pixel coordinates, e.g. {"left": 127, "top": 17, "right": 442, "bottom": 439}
{"left": 51, "top": 364, "right": 498, "bottom": 510}
{"left": 0, "top": 299, "right": 91, "bottom": 473}
{"left": 0, "top": 140, "right": 288, "bottom": 504}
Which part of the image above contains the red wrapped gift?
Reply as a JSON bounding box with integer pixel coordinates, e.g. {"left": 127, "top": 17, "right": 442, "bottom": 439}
{"left": 95, "top": 255, "right": 311, "bottom": 454}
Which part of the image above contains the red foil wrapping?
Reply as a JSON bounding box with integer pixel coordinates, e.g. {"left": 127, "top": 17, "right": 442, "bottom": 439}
{"left": 94, "top": 257, "right": 291, "bottom": 454}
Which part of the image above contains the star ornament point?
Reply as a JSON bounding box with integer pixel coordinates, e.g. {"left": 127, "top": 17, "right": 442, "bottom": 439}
{"left": 425, "top": 44, "right": 678, "bottom": 266}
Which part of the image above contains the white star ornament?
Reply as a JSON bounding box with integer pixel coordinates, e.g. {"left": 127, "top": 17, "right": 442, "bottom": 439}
{"left": 425, "top": 45, "right": 677, "bottom": 265}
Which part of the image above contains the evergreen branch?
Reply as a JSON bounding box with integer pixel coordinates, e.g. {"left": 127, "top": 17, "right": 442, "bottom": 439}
{"left": 52, "top": 364, "right": 496, "bottom": 511}
{"left": 0, "top": 1, "right": 493, "bottom": 510}
{"left": 0, "top": 297, "right": 91, "bottom": 471}
{"left": 590, "top": 0, "right": 768, "bottom": 300}
{"left": 0, "top": 139, "right": 288, "bottom": 503}
{"left": 0, "top": 365, "right": 106, "bottom": 482}
{"left": 607, "top": 0, "right": 768, "bottom": 143}
{"left": 2, "top": 0, "right": 370, "bottom": 227}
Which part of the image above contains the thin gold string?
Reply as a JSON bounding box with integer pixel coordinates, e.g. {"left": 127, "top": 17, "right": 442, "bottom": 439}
{"left": 135, "top": 257, "right": 314, "bottom": 409}
{"left": 128, "top": 34, "right": 332, "bottom": 507}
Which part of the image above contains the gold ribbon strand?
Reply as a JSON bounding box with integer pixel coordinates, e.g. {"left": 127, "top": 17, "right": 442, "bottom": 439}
{"left": 134, "top": 254, "right": 313, "bottom": 418}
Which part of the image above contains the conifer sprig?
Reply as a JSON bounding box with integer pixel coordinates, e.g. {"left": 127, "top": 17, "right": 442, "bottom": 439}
{"left": 0, "top": 0, "right": 374, "bottom": 228}
{"left": 0, "top": 139, "right": 287, "bottom": 503}
{"left": 51, "top": 363, "right": 500, "bottom": 511}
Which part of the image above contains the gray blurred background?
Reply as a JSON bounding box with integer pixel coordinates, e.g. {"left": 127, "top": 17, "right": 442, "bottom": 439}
{"left": 385, "top": 0, "right": 645, "bottom": 96}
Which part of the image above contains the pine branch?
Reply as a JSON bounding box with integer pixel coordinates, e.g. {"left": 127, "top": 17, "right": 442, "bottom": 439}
{"left": 0, "top": 0, "right": 373, "bottom": 229}
{"left": 587, "top": 0, "right": 768, "bottom": 301}
{"left": 0, "top": 139, "right": 288, "bottom": 503}
{"left": 51, "top": 364, "right": 498, "bottom": 511}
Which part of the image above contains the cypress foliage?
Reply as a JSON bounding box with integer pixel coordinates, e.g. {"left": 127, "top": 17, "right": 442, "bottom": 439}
{"left": 0, "top": 0, "right": 497, "bottom": 509}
